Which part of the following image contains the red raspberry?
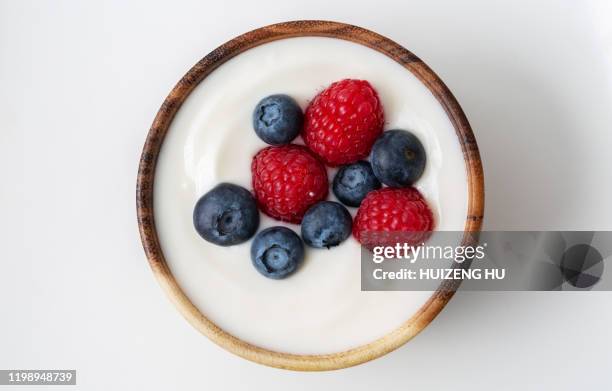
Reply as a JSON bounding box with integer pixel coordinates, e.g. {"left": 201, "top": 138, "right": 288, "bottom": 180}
{"left": 251, "top": 145, "right": 328, "bottom": 223}
{"left": 353, "top": 187, "right": 434, "bottom": 247}
{"left": 303, "top": 79, "right": 384, "bottom": 166}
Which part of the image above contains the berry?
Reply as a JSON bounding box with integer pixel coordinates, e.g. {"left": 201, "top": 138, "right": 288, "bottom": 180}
{"left": 193, "top": 183, "right": 259, "bottom": 246}
{"left": 251, "top": 145, "right": 328, "bottom": 223}
{"left": 301, "top": 201, "right": 353, "bottom": 248}
{"left": 370, "top": 129, "right": 426, "bottom": 187}
{"left": 353, "top": 187, "right": 434, "bottom": 247}
{"left": 332, "top": 161, "right": 381, "bottom": 207}
{"left": 253, "top": 94, "right": 303, "bottom": 145}
{"left": 251, "top": 227, "right": 304, "bottom": 279}
{"left": 303, "top": 79, "right": 384, "bottom": 166}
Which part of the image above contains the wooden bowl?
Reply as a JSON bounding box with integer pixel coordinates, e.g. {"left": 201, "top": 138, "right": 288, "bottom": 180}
{"left": 136, "top": 20, "right": 484, "bottom": 371}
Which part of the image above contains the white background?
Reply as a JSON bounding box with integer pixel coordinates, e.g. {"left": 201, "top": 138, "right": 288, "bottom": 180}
{"left": 1, "top": 0, "right": 611, "bottom": 389}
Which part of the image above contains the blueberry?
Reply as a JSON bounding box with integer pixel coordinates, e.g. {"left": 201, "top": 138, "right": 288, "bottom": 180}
{"left": 193, "top": 183, "right": 259, "bottom": 246}
{"left": 370, "top": 129, "right": 426, "bottom": 187}
{"left": 301, "top": 201, "right": 352, "bottom": 249}
{"left": 253, "top": 94, "right": 303, "bottom": 145}
{"left": 251, "top": 227, "right": 304, "bottom": 279}
{"left": 332, "top": 161, "right": 381, "bottom": 207}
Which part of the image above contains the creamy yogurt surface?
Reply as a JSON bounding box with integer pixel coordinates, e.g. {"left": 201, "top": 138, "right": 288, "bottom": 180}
{"left": 154, "top": 37, "right": 468, "bottom": 354}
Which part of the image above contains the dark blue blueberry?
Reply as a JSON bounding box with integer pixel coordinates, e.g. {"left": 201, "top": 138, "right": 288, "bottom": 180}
{"left": 251, "top": 227, "right": 304, "bottom": 279}
{"left": 370, "top": 129, "right": 426, "bottom": 187}
{"left": 193, "top": 183, "right": 259, "bottom": 246}
{"left": 332, "top": 161, "right": 381, "bottom": 207}
{"left": 252, "top": 94, "right": 303, "bottom": 145}
{"left": 301, "top": 201, "right": 352, "bottom": 249}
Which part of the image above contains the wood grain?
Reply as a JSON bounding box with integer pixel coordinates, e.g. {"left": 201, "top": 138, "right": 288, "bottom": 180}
{"left": 136, "top": 20, "right": 485, "bottom": 371}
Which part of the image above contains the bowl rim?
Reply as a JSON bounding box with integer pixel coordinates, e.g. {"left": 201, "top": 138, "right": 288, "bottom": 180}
{"left": 136, "top": 20, "right": 484, "bottom": 371}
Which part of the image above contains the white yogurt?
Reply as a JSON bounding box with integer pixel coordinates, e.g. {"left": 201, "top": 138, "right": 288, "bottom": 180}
{"left": 154, "top": 37, "right": 468, "bottom": 354}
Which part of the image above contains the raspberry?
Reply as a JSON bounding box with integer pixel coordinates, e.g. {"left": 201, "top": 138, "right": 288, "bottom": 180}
{"left": 303, "top": 79, "right": 384, "bottom": 166}
{"left": 353, "top": 187, "right": 434, "bottom": 247}
{"left": 251, "top": 145, "right": 328, "bottom": 223}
